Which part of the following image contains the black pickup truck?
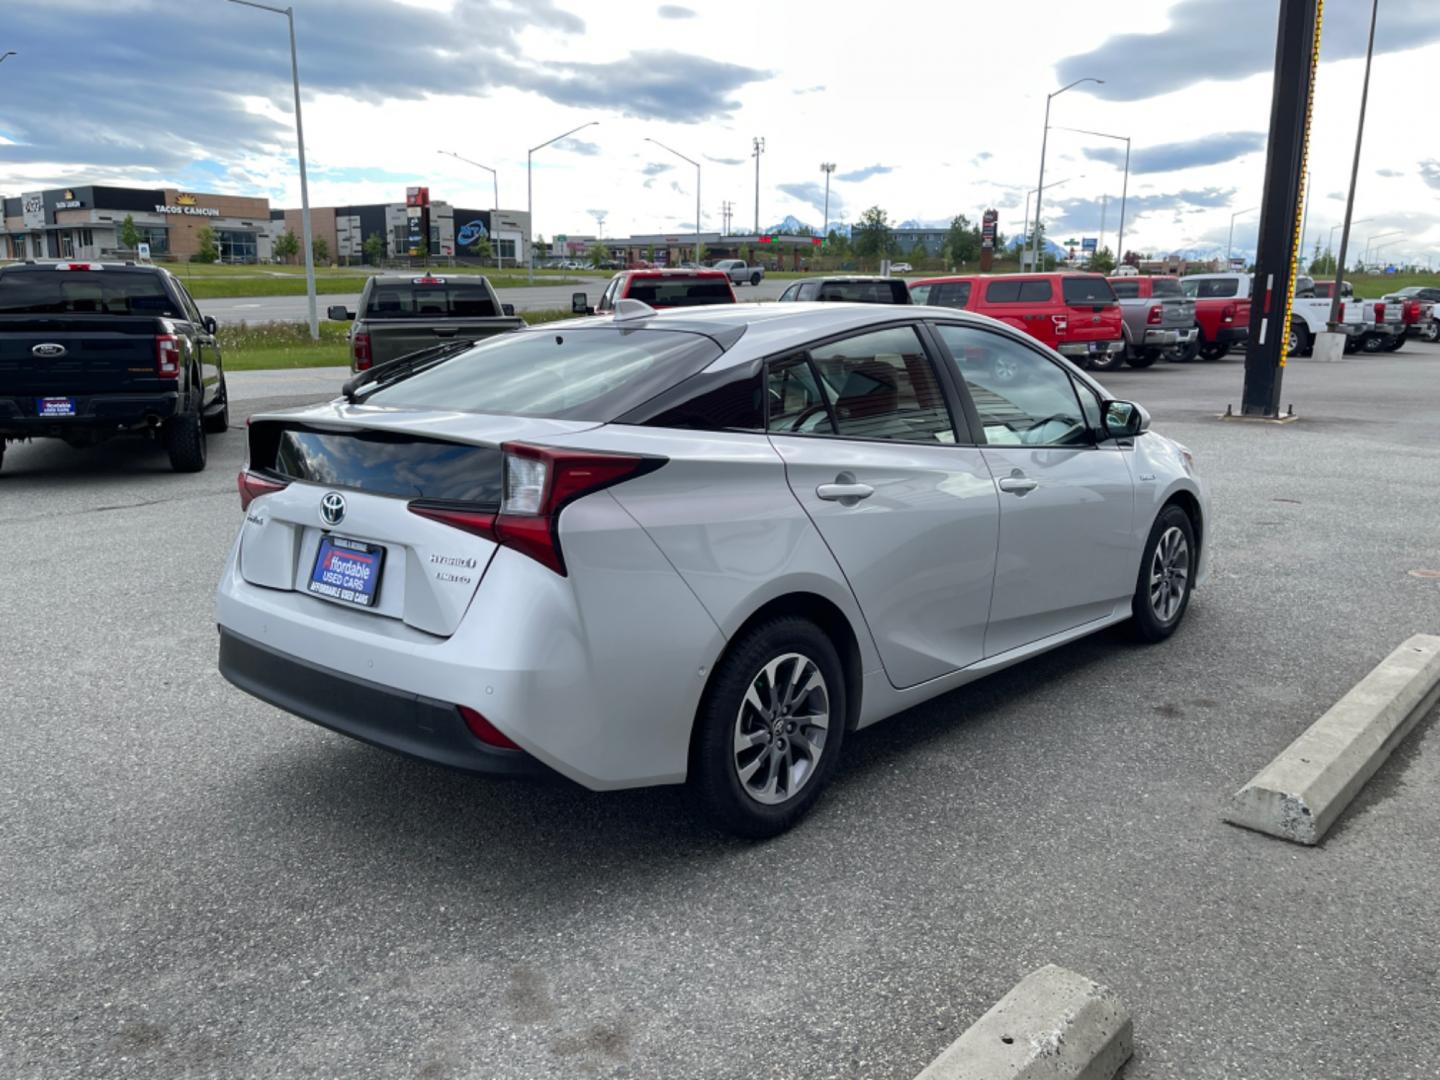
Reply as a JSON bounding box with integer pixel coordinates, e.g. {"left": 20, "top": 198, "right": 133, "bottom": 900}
{"left": 0, "top": 261, "right": 227, "bottom": 473}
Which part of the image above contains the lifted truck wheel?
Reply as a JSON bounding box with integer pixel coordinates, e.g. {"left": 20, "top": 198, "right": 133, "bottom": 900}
{"left": 1198, "top": 342, "right": 1229, "bottom": 361}
{"left": 165, "top": 393, "right": 207, "bottom": 473}
{"left": 202, "top": 377, "right": 230, "bottom": 434}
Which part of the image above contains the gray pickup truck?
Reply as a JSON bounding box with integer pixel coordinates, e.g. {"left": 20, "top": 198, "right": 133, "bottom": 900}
{"left": 710, "top": 259, "right": 765, "bottom": 287}
{"left": 328, "top": 274, "right": 523, "bottom": 371}
{"left": 1104, "top": 275, "right": 1198, "bottom": 368}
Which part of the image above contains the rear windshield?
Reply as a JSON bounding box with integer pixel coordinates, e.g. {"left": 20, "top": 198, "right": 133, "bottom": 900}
{"left": 365, "top": 281, "right": 497, "bottom": 318}
{"left": 0, "top": 270, "right": 182, "bottom": 317}
{"left": 911, "top": 281, "right": 972, "bottom": 309}
{"left": 1150, "top": 278, "right": 1184, "bottom": 298}
{"left": 257, "top": 426, "right": 501, "bottom": 504}
{"left": 1182, "top": 278, "right": 1240, "bottom": 299}
{"left": 623, "top": 278, "right": 733, "bottom": 307}
{"left": 814, "top": 280, "right": 909, "bottom": 304}
{"left": 1109, "top": 280, "right": 1139, "bottom": 298}
{"left": 1061, "top": 277, "right": 1117, "bottom": 305}
{"left": 364, "top": 327, "right": 724, "bottom": 420}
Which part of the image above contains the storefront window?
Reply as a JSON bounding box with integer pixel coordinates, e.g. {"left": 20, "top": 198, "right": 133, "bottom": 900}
{"left": 217, "top": 230, "right": 257, "bottom": 264}
{"left": 141, "top": 227, "right": 170, "bottom": 255}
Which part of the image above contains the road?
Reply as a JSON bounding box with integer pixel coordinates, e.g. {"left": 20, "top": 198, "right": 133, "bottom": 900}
{"left": 3, "top": 344, "right": 1439, "bottom": 1079}
{"left": 201, "top": 275, "right": 792, "bottom": 322}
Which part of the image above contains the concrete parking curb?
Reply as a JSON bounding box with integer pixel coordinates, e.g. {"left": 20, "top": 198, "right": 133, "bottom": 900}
{"left": 913, "top": 965, "right": 1132, "bottom": 1080}
{"left": 1224, "top": 633, "right": 1440, "bottom": 845}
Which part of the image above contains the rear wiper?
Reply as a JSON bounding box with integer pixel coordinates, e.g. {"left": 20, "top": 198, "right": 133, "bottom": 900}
{"left": 341, "top": 339, "right": 477, "bottom": 403}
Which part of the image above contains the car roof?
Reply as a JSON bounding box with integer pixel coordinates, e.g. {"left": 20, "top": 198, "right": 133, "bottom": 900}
{"left": 788, "top": 275, "right": 898, "bottom": 284}
{"left": 368, "top": 274, "right": 488, "bottom": 285}
{"left": 620, "top": 268, "right": 727, "bottom": 278}
{"left": 910, "top": 271, "right": 1106, "bottom": 285}
{"left": 1, "top": 260, "right": 167, "bottom": 273}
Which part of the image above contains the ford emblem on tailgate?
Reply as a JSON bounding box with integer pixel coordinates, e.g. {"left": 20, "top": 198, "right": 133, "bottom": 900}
{"left": 32, "top": 343, "right": 66, "bottom": 358}
{"left": 320, "top": 492, "right": 346, "bottom": 527}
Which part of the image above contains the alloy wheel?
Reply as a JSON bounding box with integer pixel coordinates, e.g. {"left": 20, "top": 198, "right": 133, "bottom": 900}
{"left": 732, "top": 653, "right": 830, "bottom": 806}
{"left": 1149, "top": 526, "right": 1190, "bottom": 623}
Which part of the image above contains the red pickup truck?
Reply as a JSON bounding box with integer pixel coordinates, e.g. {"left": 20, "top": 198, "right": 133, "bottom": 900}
{"left": 908, "top": 272, "right": 1125, "bottom": 370}
{"left": 1178, "top": 273, "right": 1253, "bottom": 360}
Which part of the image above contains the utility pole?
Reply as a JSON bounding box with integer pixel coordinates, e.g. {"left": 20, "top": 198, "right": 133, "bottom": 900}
{"left": 820, "top": 162, "right": 836, "bottom": 236}
{"left": 752, "top": 137, "right": 765, "bottom": 235}
{"left": 1329, "top": 0, "right": 1378, "bottom": 324}
{"left": 1098, "top": 194, "right": 1108, "bottom": 259}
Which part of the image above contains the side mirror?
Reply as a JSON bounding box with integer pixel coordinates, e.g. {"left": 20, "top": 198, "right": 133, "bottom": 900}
{"left": 1103, "top": 399, "right": 1151, "bottom": 439}
{"left": 571, "top": 291, "right": 592, "bottom": 315}
{"left": 203, "top": 315, "right": 218, "bottom": 335}
{"left": 501, "top": 303, "right": 516, "bottom": 317}
{"left": 327, "top": 305, "right": 354, "bottom": 321}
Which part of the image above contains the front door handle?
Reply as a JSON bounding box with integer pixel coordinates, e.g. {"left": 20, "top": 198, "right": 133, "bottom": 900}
{"left": 997, "top": 475, "right": 1038, "bottom": 496}
{"left": 816, "top": 482, "right": 874, "bottom": 503}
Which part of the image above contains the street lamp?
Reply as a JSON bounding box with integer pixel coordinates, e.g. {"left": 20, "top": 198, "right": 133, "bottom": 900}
{"left": 1022, "top": 176, "right": 1081, "bottom": 262}
{"left": 438, "top": 150, "right": 500, "bottom": 268}
{"left": 1329, "top": 217, "right": 1372, "bottom": 262}
{"left": 752, "top": 137, "right": 766, "bottom": 235}
{"left": 528, "top": 121, "right": 599, "bottom": 282}
{"left": 820, "top": 163, "right": 836, "bottom": 238}
{"left": 645, "top": 137, "right": 701, "bottom": 267}
{"left": 1048, "top": 125, "right": 1130, "bottom": 263}
{"left": 0, "top": 51, "right": 15, "bottom": 64}
{"left": 1032, "top": 77, "right": 1103, "bottom": 271}
{"left": 1226, "top": 206, "right": 1259, "bottom": 264}
{"left": 227, "top": 0, "right": 318, "bottom": 340}
{"left": 1363, "top": 229, "right": 1402, "bottom": 268}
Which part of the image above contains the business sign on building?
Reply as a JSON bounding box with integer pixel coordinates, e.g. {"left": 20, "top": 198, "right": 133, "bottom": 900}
{"left": 406, "top": 186, "right": 430, "bottom": 208}
{"left": 22, "top": 192, "right": 46, "bottom": 229}
{"left": 156, "top": 194, "right": 220, "bottom": 217}
{"left": 55, "top": 189, "right": 83, "bottom": 210}
{"left": 981, "top": 209, "right": 998, "bottom": 249}
{"left": 1082, "top": 237, "right": 1098, "bottom": 253}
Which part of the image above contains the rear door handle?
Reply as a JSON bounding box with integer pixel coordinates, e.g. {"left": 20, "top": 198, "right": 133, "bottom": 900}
{"left": 816, "top": 482, "right": 874, "bottom": 503}
{"left": 997, "top": 476, "right": 1038, "bottom": 495}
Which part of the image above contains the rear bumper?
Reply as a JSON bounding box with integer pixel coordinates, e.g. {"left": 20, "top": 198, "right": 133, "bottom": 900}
{"left": 1057, "top": 339, "right": 1123, "bottom": 359}
{"left": 0, "top": 391, "right": 180, "bottom": 438}
{"left": 1213, "top": 326, "right": 1248, "bottom": 345}
{"left": 219, "top": 627, "right": 550, "bottom": 779}
{"left": 1142, "top": 327, "right": 1198, "bottom": 347}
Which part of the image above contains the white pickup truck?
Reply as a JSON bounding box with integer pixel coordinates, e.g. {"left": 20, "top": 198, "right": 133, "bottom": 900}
{"left": 710, "top": 259, "right": 765, "bottom": 287}
{"left": 1288, "top": 294, "right": 1409, "bottom": 355}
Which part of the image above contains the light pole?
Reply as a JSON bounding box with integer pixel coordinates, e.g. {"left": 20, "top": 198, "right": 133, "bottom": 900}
{"left": 820, "top": 162, "right": 836, "bottom": 237}
{"left": 1022, "top": 176, "right": 1080, "bottom": 263}
{"left": 0, "top": 51, "right": 15, "bottom": 64}
{"left": 227, "top": 0, "right": 317, "bottom": 340}
{"left": 1226, "top": 206, "right": 1259, "bottom": 264}
{"left": 1048, "top": 125, "right": 1129, "bottom": 263}
{"left": 1331, "top": 0, "right": 1379, "bottom": 325}
{"left": 1371, "top": 237, "right": 1402, "bottom": 267}
{"left": 1329, "top": 217, "right": 1372, "bottom": 264}
{"left": 1032, "top": 77, "right": 1103, "bottom": 271}
{"left": 1363, "top": 229, "right": 1402, "bottom": 268}
{"left": 437, "top": 150, "right": 499, "bottom": 268}
{"left": 752, "top": 137, "right": 766, "bottom": 235}
{"left": 528, "top": 120, "right": 599, "bottom": 283}
{"left": 645, "top": 137, "right": 701, "bottom": 266}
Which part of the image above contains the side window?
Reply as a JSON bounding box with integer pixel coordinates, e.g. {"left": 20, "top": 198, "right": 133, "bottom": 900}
{"left": 1019, "top": 280, "right": 1052, "bottom": 302}
{"left": 779, "top": 284, "right": 800, "bottom": 302}
{"left": 909, "top": 284, "right": 931, "bottom": 305}
{"left": 930, "top": 281, "right": 972, "bottom": 309}
{"left": 598, "top": 276, "right": 622, "bottom": 311}
{"left": 985, "top": 279, "right": 1020, "bottom": 303}
{"left": 176, "top": 283, "right": 205, "bottom": 325}
{"left": 797, "top": 282, "right": 819, "bottom": 301}
{"left": 767, "top": 354, "right": 834, "bottom": 434}
{"left": 933, "top": 324, "right": 1089, "bottom": 448}
{"left": 1110, "top": 280, "right": 1140, "bottom": 299}
{"left": 807, "top": 326, "right": 955, "bottom": 444}
{"left": 1071, "top": 377, "right": 1104, "bottom": 433}
{"left": 639, "top": 366, "right": 765, "bottom": 431}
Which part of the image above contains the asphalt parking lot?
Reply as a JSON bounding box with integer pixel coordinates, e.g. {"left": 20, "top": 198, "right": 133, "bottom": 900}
{"left": 2, "top": 342, "right": 1438, "bottom": 1079}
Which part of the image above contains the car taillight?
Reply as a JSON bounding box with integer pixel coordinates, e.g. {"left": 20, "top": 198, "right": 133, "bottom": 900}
{"left": 1402, "top": 300, "right": 1420, "bottom": 324}
{"left": 1222, "top": 304, "right": 1236, "bottom": 323}
{"left": 155, "top": 334, "right": 181, "bottom": 377}
{"left": 1374, "top": 302, "right": 1386, "bottom": 322}
{"left": 1050, "top": 314, "right": 1068, "bottom": 336}
{"left": 237, "top": 470, "right": 290, "bottom": 510}
{"left": 458, "top": 706, "right": 520, "bottom": 750}
{"left": 1147, "top": 304, "right": 1163, "bottom": 325}
{"left": 406, "top": 444, "right": 666, "bottom": 576}
{"left": 352, "top": 332, "right": 372, "bottom": 371}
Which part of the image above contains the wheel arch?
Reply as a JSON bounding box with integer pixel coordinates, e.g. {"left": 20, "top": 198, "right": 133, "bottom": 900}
{"left": 1162, "top": 487, "right": 1204, "bottom": 557}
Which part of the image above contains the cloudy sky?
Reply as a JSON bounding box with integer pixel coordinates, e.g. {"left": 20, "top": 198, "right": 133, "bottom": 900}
{"left": 2, "top": 0, "right": 1438, "bottom": 260}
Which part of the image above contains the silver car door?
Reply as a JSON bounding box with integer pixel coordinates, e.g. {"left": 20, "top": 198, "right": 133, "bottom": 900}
{"left": 931, "top": 323, "right": 1136, "bottom": 657}
{"left": 766, "top": 324, "right": 1000, "bottom": 689}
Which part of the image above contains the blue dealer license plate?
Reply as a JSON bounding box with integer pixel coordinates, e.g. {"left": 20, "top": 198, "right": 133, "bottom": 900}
{"left": 37, "top": 397, "right": 76, "bottom": 416}
{"left": 307, "top": 535, "right": 384, "bottom": 608}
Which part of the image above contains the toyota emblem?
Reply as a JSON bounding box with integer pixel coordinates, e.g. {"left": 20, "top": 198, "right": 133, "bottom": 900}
{"left": 320, "top": 492, "right": 346, "bottom": 527}
{"left": 32, "top": 343, "right": 67, "bottom": 358}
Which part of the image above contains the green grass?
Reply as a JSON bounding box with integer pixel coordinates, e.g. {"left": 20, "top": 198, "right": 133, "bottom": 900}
{"left": 1346, "top": 271, "right": 1439, "bottom": 295}
{"left": 218, "top": 310, "right": 576, "bottom": 371}
{"left": 178, "top": 267, "right": 581, "bottom": 299}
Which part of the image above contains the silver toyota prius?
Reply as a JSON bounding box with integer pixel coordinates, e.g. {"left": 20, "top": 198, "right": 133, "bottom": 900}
{"left": 217, "top": 300, "right": 1208, "bottom": 836}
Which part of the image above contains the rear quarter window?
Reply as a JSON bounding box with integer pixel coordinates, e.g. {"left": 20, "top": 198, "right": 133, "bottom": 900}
{"left": 1184, "top": 278, "right": 1240, "bottom": 299}
{"left": 1109, "top": 280, "right": 1140, "bottom": 299}
{"left": 1061, "top": 277, "right": 1117, "bottom": 305}
{"left": 1150, "top": 278, "right": 1184, "bottom": 298}
{"left": 984, "top": 279, "right": 1052, "bottom": 303}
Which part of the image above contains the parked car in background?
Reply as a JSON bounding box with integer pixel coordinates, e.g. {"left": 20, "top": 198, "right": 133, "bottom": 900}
{"left": 329, "top": 275, "right": 523, "bottom": 372}
{"left": 1311, "top": 280, "right": 1353, "bottom": 301}
{"left": 1178, "top": 273, "right": 1252, "bottom": 360}
{"left": 574, "top": 269, "right": 736, "bottom": 314}
{"left": 776, "top": 276, "right": 910, "bottom": 304}
{"left": 1381, "top": 285, "right": 1440, "bottom": 340}
{"left": 0, "top": 261, "right": 227, "bottom": 473}
{"left": 711, "top": 259, "right": 765, "bottom": 287}
{"left": 890, "top": 262, "right": 913, "bottom": 274}
{"left": 220, "top": 302, "right": 1208, "bottom": 837}
{"left": 907, "top": 272, "right": 1125, "bottom": 371}
{"left": 1106, "top": 276, "right": 1198, "bottom": 366}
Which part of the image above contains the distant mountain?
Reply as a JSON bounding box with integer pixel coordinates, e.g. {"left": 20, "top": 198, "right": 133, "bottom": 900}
{"left": 897, "top": 217, "right": 952, "bottom": 230}
{"left": 766, "top": 214, "right": 817, "bottom": 235}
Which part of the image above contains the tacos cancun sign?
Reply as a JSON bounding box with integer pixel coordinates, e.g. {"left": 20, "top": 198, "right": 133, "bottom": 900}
{"left": 155, "top": 202, "right": 220, "bottom": 217}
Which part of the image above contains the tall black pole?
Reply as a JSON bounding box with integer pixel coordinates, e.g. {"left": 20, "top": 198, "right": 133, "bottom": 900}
{"left": 1330, "top": 0, "right": 1379, "bottom": 326}
{"left": 1240, "top": 0, "right": 1322, "bottom": 417}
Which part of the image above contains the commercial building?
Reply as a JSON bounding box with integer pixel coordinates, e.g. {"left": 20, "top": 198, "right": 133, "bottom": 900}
{"left": 2, "top": 185, "right": 273, "bottom": 262}
{"left": 552, "top": 231, "right": 823, "bottom": 269}
{"left": 891, "top": 227, "right": 948, "bottom": 257}
{"left": 270, "top": 200, "right": 531, "bottom": 265}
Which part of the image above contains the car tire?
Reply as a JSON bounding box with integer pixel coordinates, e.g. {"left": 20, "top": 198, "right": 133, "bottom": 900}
{"left": 1125, "top": 348, "right": 1160, "bottom": 369}
{"left": 1287, "top": 324, "right": 1312, "bottom": 356}
{"left": 202, "top": 378, "right": 230, "bottom": 434}
{"left": 1164, "top": 339, "right": 1199, "bottom": 363}
{"left": 1343, "top": 335, "right": 1360, "bottom": 354}
{"left": 1422, "top": 322, "right": 1440, "bottom": 343}
{"left": 1381, "top": 333, "right": 1405, "bottom": 352}
{"left": 1359, "top": 332, "right": 1386, "bottom": 353}
{"left": 1089, "top": 348, "right": 1127, "bottom": 372}
{"left": 750, "top": 273, "right": 762, "bottom": 286}
{"left": 1131, "top": 504, "right": 1196, "bottom": 643}
{"left": 165, "top": 391, "right": 208, "bottom": 473}
{"left": 691, "top": 616, "right": 847, "bottom": 838}
{"left": 1197, "top": 342, "right": 1229, "bottom": 361}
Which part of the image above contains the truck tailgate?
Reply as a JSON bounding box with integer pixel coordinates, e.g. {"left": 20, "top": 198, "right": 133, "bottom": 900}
{"left": 0, "top": 316, "right": 165, "bottom": 396}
